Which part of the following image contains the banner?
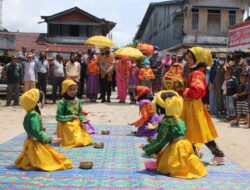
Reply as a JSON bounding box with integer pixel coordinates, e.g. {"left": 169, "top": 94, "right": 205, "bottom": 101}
{"left": 228, "top": 21, "right": 250, "bottom": 51}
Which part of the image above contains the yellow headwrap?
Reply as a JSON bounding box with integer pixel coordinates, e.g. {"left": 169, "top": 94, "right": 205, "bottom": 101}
{"left": 188, "top": 46, "right": 214, "bottom": 67}
{"left": 20, "top": 88, "right": 40, "bottom": 112}
{"left": 154, "top": 90, "right": 183, "bottom": 117}
{"left": 61, "top": 79, "right": 77, "bottom": 95}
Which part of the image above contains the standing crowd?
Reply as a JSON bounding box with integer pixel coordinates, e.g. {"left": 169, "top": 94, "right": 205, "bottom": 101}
{"left": 2, "top": 46, "right": 249, "bottom": 128}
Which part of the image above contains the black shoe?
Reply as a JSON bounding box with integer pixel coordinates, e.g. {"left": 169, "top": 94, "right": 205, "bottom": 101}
{"left": 107, "top": 99, "right": 111, "bottom": 103}
{"left": 12, "top": 103, "right": 19, "bottom": 106}
{"left": 101, "top": 99, "right": 106, "bottom": 103}
{"left": 5, "top": 103, "right": 10, "bottom": 106}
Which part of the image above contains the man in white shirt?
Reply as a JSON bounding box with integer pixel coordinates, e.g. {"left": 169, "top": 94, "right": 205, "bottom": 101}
{"left": 65, "top": 53, "right": 81, "bottom": 82}
{"left": 51, "top": 54, "right": 65, "bottom": 103}
{"left": 21, "top": 54, "right": 38, "bottom": 92}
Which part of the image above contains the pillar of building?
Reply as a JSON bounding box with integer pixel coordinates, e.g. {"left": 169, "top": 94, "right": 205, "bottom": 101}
{"left": 236, "top": 9, "right": 244, "bottom": 24}
{"left": 183, "top": 9, "right": 191, "bottom": 34}
{"left": 221, "top": 9, "right": 229, "bottom": 34}
{"left": 198, "top": 8, "right": 208, "bottom": 34}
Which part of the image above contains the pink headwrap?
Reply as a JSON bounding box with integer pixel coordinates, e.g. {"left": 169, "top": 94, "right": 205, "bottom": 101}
{"left": 165, "top": 53, "right": 172, "bottom": 66}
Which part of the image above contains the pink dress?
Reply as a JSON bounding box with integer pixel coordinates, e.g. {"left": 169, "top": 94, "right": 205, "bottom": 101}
{"left": 116, "top": 61, "right": 129, "bottom": 102}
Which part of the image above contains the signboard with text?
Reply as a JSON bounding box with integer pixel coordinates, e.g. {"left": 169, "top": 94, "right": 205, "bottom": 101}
{"left": 228, "top": 21, "right": 250, "bottom": 51}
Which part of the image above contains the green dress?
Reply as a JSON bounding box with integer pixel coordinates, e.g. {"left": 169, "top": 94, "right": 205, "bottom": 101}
{"left": 56, "top": 98, "right": 87, "bottom": 122}
{"left": 15, "top": 110, "right": 73, "bottom": 171}
{"left": 56, "top": 98, "right": 92, "bottom": 147}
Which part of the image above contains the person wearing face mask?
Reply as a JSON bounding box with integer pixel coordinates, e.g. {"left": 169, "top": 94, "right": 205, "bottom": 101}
{"left": 138, "top": 58, "right": 155, "bottom": 89}
{"left": 116, "top": 56, "right": 129, "bottom": 103}
{"left": 99, "top": 47, "right": 115, "bottom": 103}
{"left": 214, "top": 54, "right": 226, "bottom": 117}
{"left": 128, "top": 59, "right": 140, "bottom": 104}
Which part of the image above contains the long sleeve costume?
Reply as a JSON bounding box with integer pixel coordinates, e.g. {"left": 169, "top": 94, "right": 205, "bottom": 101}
{"left": 15, "top": 110, "right": 72, "bottom": 171}
{"left": 133, "top": 100, "right": 160, "bottom": 137}
{"left": 56, "top": 98, "right": 92, "bottom": 147}
{"left": 143, "top": 116, "right": 207, "bottom": 179}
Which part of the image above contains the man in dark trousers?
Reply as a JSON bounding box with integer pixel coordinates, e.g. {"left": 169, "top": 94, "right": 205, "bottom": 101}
{"left": 3, "top": 55, "right": 21, "bottom": 106}
{"left": 99, "top": 47, "right": 114, "bottom": 103}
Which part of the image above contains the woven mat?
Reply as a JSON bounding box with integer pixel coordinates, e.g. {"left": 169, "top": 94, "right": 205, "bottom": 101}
{"left": 0, "top": 124, "right": 249, "bottom": 189}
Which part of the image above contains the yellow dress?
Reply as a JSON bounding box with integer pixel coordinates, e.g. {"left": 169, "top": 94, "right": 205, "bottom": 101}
{"left": 181, "top": 99, "right": 218, "bottom": 144}
{"left": 181, "top": 69, "right": 218, "bottom": 144}
{"left": 15, "top": 111, "right": 72, "bottom": 172}
{"left": 56, "top": 98, "right": 93, "bottom": 148}
{"left": 157, "top": 138, "right": 207, "bottom": 179}
{"left": 57, "top": 120, "right": 92, "bottom": 148}
{"left": 144, "top": 118, "right": 207, "bottom": 179}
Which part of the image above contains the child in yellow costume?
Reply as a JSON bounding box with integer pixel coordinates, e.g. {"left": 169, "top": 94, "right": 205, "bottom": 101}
{"left": 56, "top": 80, "right": 93, "bottom": 147}
{"left": 181, "top": 47, "right": 225, "bottom": 165}
{"left": 15, "top": 89, "right": 72, "bottom": 172}
{"left": 141, "top": 90, "right": 207, "bottom": 179}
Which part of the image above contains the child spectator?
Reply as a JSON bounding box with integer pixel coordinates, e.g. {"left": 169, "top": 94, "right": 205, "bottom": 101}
{"left": 231, "top": 72, "right": 249, "bottom": 127}
{"left": 138, "top": 58, "right": 155, "bottom": 88}
{"left": 128, "top": 59, "right": 140, "bottom": 104}
{"left": 225, "top": 67, "right": 238, "bottom": 121}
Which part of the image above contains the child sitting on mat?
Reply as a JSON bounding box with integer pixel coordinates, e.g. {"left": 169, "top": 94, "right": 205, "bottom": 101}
{"left": 141, "top": 90, "right": 207, "bottom": 179}
{"left": 128, "top": 86, "right": 160, "bottom": 137}
{"left": 56, "top": 79, "right": 93, "bottom": 147}
{"left": 15, "top": 88, "right": 72, "bottom": 172}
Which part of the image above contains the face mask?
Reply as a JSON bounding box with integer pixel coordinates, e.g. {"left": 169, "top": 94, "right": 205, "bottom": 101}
{"left": 132, "top": 63, "right": 137, "bottom": 67}
{"left": 219, "top": 60, "right": 224, "bottom": 65}
{"left": 145, "top": 65, "right": 150, "bottom": 68}
{"left": 154, "top": 50, "right": 159, "bottom": 55}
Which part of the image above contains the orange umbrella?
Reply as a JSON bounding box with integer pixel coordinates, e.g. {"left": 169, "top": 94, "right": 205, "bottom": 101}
{"left": 136, "top": 44, "right": 154, "bottom": 55}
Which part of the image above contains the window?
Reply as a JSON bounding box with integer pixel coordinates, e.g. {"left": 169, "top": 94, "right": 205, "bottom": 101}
{"left": 69, "top": 25, "right": 80, "bottom": 37}
{"left": 229, "top": 10, "right": 236, "bottom": 26}
{"left": 192, "top": 9, "right": 199, "bottom": 30}
{"left": 207, "top": 10, "right": 221, "bottom": 34}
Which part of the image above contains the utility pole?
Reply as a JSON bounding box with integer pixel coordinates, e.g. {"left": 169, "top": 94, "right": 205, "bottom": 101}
{"left": 0, "top": 0, "right": 3, "bottom": 31}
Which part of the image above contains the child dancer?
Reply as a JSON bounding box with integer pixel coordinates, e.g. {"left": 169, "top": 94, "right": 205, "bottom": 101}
{"left": 141, "top": 90, "right": 207, "bottom": 179}
{"left": 181, "top": 47, "right": 225, "bottom": 165}
{"left": 139, "top": 58, "right": 155, "bottom": 88}
{"left": 15, "top": 89, "right": 72, "bottom": 171}
{"left": 116, "top": 56, "right": 129, "bottom": 103}
{"left": 128, "top": 86, "right": 160, "bottom": 137}
{"left": 56, "top": 79, "right": 93, "bottom": 147}
{"left": 128, "top": 59, "right": 140, "bottom": 104}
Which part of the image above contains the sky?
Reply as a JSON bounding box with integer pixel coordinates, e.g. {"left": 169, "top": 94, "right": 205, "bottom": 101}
{"left": 2, "top": 0, "right": 164, "bottom": 47}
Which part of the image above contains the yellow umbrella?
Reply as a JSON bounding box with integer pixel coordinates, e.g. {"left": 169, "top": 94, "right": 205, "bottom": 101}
{"left": 85, "top": 36, "right": 115, "bottom": 47}
{"left": 114, "top": 47, "right": 144, "bottom": 59}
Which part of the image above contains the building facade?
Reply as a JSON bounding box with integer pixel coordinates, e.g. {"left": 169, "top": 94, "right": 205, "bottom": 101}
{"left": 0, "top": 7, "right": 116, "bottom": 57}
{"left": 135, "top": 0, "right": 250, "bottom": 52}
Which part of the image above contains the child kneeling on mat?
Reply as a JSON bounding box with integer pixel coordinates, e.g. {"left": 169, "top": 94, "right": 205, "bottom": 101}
{"left": 141, "top": 90, "right": 207, "bottom": 179}
{"left": 56, "top": 79, "right": 93, "bottom": 147}
{"left": 15, "top": 89, "right": 72, "bottom": 171}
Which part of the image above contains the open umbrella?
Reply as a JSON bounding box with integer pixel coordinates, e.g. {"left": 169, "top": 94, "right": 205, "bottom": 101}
{"left": 85, "top": 36, "right": 115, "bottom": 47}
{"left": 114, "top": 47, "right": 144, "bottom": 59}
{"left": 136, "top": 44, "right": 154, "bottom": 55}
